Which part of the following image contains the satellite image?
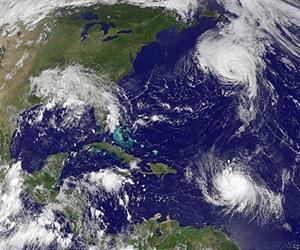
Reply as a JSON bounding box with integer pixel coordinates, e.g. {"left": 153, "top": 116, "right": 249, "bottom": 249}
{"left": 0, "top": 0, "right": 299, "bottom": 249}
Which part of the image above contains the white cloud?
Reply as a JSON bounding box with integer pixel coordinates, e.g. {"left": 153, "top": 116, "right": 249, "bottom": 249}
{"left": 196, "top": 155, "right": 283, "bottom": 224}
{"left": 1, "top": 208, "right": 72, "bottom": 249}
{"left": 0, "top": 163, "right": 72, "bottom": 249}
{"left": 210, "top": 168, "right": 283, "bottom": 220}
{"left": 0, "top": 163, "right": 23, "bottom": 227}
{"left": 86, "top": 169, "right": 133, "bottom": 193}
{"left": 195, "top": 0, "right": 300, "bottom": 130}
{"left": 0, "top": 0, "right": 199, "bottom": 32}
{"left": 30, "top": 64, "right": 121, "bottom": 132}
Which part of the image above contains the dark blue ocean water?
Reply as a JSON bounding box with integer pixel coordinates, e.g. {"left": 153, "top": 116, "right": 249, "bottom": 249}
{"left": 10, "top": 106, "right": 102, "bottom": 173}
{"left": 114, "top": 16, "right": 300, "bottom": 249}
{"left": 10, "top": 5, "right": 300, "bottom": 250}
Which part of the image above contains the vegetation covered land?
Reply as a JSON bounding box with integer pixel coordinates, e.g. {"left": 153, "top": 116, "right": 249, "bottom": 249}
{"left": 25, "top": 153, "right": 67, "bottom": 204}
{"left": 0, "top": 3, "right": 238, "bottom": 249}
{"left": 86, "top": 141, "right": 137, "bottom": 164}
{"left": 0, "top": 4, "right": 188, "bottom": 163}
{"left": 31, "top": 4, "right": 189, "bottom": 81}
{"left": 145, "top": 162, "right": 177, "bottom": 177}
{"left": 129, "top": 214, "right": 239, "bottom": 250}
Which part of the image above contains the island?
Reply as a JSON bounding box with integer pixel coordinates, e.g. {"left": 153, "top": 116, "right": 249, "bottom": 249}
{"left": 145, "top": 162, "right": 177, "bottom": 177}
{"left": 85, "top": 141, "right": 137, "bottom": 164}
{"left": 0, "top": 4, "right": 190, "bottom": 164}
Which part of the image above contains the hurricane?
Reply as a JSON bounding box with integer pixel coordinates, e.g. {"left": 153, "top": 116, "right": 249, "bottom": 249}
{"left": 195, "top": 0, "right": 300, "bottom": 129}
{"left": 196, "top": 154, "right": 283, "bottom": 224}
{"left": 0, "top": 0, "right": 299, "bottom": 248}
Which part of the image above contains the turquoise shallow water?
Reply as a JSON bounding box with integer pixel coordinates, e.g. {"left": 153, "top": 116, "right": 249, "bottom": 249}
{"left": 9, "top": 3, "right": 300, "bottom": 249}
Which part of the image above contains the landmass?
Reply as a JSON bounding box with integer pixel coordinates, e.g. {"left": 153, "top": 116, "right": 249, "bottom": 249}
{"left": 200, "top": 0, "right": 219, "bottom": 17}
{"left": 0, "top": 23, "right": 46, "bottom": 162}
{"left": 21, "top": 143, "right": 237, "bottom": 248}
{"left": 24, "top": 152, "right": 89, "bottom": 240}
{"left": 0, "top": 45, "right": 5, "bottom": 63}
{"left": 202, "top": 8, "right": 219, "bottom": 17}
{"left": 145, "top": 162, "right": 177, "bottom": 177}
{"left": 0, "top": 3, "right": 238, "bottom": 249}
{"left": 25, "top": 153, "right": 67, "bottom": 204}
{"left": 30, "top": 4, "right": 190, "bottom": 81}
{"left": 85, "top": 141, "right": 137, "bottom": 163}
{"left": 128, "top": 213, "right": 239, "bottom": 250}
{"left": 0, "top": 4, "right": 189, "bottom": 164}
{"left": 86, "top": 141, "right": 177, "bottom": 178}
{"left": 57, "top": 187, "right": 87, "bottom": 240}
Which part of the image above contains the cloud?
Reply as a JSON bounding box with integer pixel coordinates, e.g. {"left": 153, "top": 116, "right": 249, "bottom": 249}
{"left": 0, "top": 163, "right": 72, "bottom": 249}
{"left": 30, "top": 64, "right": 121, "bottom": 132}
{"left": 195, "top": 0, "right": 300, "bottom": 130}
{"left": 0, "top": 0, "right": 199, "bottom": 32}
{"left": 196, "top": 154, "right": 283, "bottom": 224}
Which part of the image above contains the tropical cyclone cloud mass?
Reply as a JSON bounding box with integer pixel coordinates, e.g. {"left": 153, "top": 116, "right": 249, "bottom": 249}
{"left": 0, "top": 0, "right": 299, "bottom": 249}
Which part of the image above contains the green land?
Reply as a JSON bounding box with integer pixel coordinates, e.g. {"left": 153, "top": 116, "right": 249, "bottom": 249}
{"left": 86, "top": 141, "right": 177, "bottom": 178}
{"left": 30, "top": 4, "right": 189, "bottom": 81}
{"left": 25, "top": 153, "right": 67, "bottom": 204}
{"left": 128, "top": 214, "right": 239, "bottom": 250}
{"left": 200, "top": 0, "right": 219, "bottom": 18}
{"left": 20, "top": 145, "right": 237, "bottom": 248}
{"left": 86, "top": 141, "right": 137, "bottom": 163}
{"left": 145, "top": 162, "right": 177, "bottom": 177}
{"left": 0, "top": 3, "right": 238, "bottom": 249}
{"left": 58, "top": 188, "right": 87, "bottom": 239}
{"left": 24, "top": 152, "right": 87, "bottom": 238}
{"left": 0, "top": 4, "right": 189, "bottom": 163}
{"left": 202, "top": 8, "right": 219, "bottom": 17}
